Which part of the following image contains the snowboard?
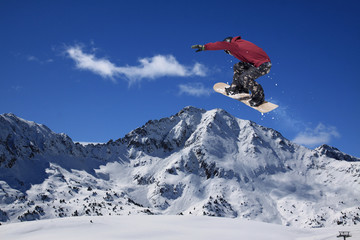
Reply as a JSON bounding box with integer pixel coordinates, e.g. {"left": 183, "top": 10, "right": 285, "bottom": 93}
{"left": 213, "top": 82, "right": 278, "bottom": 113}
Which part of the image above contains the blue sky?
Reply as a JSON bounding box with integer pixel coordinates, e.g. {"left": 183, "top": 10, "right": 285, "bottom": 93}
{"left": 1, "top": 0, "right": 360, "bottom": 157}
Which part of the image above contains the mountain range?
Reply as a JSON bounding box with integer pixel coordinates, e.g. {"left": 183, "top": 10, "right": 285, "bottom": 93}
{"left": 0, "top": 106, "right": 359, "bottom": 227}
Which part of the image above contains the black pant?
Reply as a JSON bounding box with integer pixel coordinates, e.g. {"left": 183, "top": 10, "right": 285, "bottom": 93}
{"left": 232, "top": 62, "right": 272, "bottom": 101}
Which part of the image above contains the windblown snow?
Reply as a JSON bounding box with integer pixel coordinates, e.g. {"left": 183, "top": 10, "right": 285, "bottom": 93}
{"left": 0, "top": 107, "right": 359, "bottom": 229}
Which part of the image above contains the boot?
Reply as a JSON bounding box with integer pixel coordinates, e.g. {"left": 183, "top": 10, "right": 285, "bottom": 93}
{"left": 225, "top": 85, "right": 249, "bottom": 96}
{"left": 249, "top": 95, "right": 265, "bottom": 107}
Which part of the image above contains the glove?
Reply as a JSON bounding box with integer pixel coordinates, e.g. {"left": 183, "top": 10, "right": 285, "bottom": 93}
{"left": 191, "top": 45, "right": 205, "bottom": 52}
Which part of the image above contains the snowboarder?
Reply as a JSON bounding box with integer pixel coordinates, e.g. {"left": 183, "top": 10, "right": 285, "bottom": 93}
{"left": 192, "top": 36, "right": 271, "bottom": 107}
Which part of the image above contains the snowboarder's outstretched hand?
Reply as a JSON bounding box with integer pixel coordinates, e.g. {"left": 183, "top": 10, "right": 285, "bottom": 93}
{"left": 191, "top": 45, "right": 205, "bottom": 52}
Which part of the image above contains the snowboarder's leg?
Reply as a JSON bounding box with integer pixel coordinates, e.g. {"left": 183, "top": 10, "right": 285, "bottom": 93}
{"left": 225, "top": 62, "right": 250, "bottom": 95}
{"left": 258, "top": 62, "right": 272, "bottom": 76}
{"left": 236, "top": 62, "right": 272, "bottom": 107}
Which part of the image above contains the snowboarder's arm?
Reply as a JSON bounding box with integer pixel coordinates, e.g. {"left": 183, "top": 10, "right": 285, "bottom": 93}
{"left": 204, "top": 41, "right": 232, "bottom": 51}
{"left": 192, "top": 41, "right": 234, "bottom": 53}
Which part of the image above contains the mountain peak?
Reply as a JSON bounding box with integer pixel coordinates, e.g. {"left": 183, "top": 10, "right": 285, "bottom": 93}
{"left": 315, "top": 144, "right": 360, "bottom": 162}
{"left": 0, "top": 113, "right": 52, "bottom": 135}
{"left": 176, "top": 106, "right": 206, "bottom": 115}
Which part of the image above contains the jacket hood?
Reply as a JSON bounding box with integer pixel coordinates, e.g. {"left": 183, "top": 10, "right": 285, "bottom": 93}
{"left": 231, "top": 36, "right": 242, "bottom": 42}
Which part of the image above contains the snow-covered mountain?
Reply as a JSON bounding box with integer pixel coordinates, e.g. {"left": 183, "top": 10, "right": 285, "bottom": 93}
{"left": 0, "top": 107, "right": 359, "bottom": 227}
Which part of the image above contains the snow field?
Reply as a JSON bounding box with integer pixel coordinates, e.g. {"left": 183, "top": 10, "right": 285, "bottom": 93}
{"left": 1, "top": 215, "right": 359, "bottom": 240}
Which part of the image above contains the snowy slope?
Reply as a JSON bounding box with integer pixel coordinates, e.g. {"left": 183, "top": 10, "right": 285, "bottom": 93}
{"left": 0, "top": 107, "right": 359, "bottom": 227}
{"left": 1, "top": 215, "right": 360, "bottom": 240}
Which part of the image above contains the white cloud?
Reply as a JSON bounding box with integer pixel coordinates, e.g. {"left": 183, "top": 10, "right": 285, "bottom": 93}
{"left": 178, "top": 83, "right": 212, "bottom": 97}
{"left": 27, "top": 55, "right": 54, "bottom": 64}
{"left": 65, "top": 45, "right": 207, "bottom": 84}
{"left": 292, "top": 123, "right": 340, "bottom": 147}
{"left": 66, "top": 46, "right": 119, "bottom": 82}
{"left": 190, "top": 63, "right": 207, "bottom": 77}
{"left": 27, "top": 56, "right": 38, "bottom": 62}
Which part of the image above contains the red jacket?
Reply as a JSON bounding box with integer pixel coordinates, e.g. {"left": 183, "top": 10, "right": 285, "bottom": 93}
{"left": 204, "top": 36, "right": 270, "bottom": 67}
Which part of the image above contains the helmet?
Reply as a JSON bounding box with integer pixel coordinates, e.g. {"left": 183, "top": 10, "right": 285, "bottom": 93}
{"left": 223, "top": 37, "right": 233, "bottom": 54}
